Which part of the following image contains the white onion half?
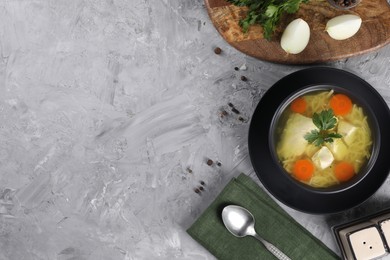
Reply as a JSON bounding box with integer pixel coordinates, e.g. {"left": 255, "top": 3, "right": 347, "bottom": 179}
{"left": 280, "top": 18, "right": 310, "bottom": 54}
{"left": 326, "top": 14, "right": 362, "bottom": 40}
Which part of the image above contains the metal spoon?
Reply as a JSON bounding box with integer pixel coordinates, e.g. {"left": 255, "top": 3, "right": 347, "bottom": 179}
{"left": 222, "top": 205, "right": 291, "bottom": 260}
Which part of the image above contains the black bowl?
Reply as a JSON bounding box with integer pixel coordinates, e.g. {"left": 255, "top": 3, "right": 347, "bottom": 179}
{"left": 248, "top": 67, "right": 390, "bottom": 214}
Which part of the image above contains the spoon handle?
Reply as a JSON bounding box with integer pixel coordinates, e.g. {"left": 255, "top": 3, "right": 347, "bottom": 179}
{"left": 253, "top": 234, "right": 291, "bottom": 260}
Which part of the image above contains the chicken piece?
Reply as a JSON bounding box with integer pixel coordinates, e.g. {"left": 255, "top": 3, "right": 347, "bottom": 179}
{"left": 277, "top": 113, "right": 317, "bottom": 159}
{"left": 326, "top": 138, "right": 348, "bottom": 161}
{"left": 312, "top": 146, "right": 334, "bottom": 169}
{"left": 338, "top": 120, "right": 358, "bottom": 145}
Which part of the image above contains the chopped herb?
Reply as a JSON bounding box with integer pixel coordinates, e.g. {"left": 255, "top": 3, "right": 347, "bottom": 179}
{"left": 226, "top": 0, "right": 310, "bottom": 40}
{"left": 304, "top": 109, "right": 342, "bottom": 146}
{"left": 220, "top": 110, "right": 228, "bottom": 117}
{"left": 231, "top": 107, "right": 240, "bottom": 114}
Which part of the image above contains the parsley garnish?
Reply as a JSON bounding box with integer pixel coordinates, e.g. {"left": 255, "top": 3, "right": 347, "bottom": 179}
{"left": 226, "top": 0, "right": 310, "bottom": 40}
{"left": 304, "top": 109, "right": 342, "bottom": 146}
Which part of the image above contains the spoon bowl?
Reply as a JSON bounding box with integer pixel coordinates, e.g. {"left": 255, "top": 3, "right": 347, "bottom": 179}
{"left": 221, "top": 205, "right": 291, "bottom": 260}
{"left": 222, "top": 205, "right": 256, "bottom": 237}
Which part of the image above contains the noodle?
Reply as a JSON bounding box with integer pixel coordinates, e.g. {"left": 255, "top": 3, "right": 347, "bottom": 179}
{"left": 309, "top": 167, "right": 339, "bottom": 188}
{"left": 303, "top": 90, "right": 333, "bottom": 117}
{"left": 342, "top": 106, "right": 372, "bottom": 172}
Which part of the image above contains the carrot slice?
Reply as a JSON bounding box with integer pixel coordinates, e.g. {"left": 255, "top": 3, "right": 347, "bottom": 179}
{"left": 334, "top": 161, "right": 355, "bottom": 182}
{"left": 293, "top": 159, "right": 314, "bottom": 181}
{"left": 290, "top": 97, "right": 306, "bottom": 114}
{"left": 330, "top": 94, "right": 352, "bottom": 116}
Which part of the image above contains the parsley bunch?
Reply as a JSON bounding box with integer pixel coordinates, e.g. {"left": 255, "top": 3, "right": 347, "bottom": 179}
{"left": 304, "top": 109, "right": 342, "bottom": 146}
{"left": 226, "top": 0, "right": 309, "bottom": 40}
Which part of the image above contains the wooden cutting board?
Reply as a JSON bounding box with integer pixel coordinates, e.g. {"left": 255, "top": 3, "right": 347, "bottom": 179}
{"left": 205, "top": 0, "right": 390, "bottom": 64}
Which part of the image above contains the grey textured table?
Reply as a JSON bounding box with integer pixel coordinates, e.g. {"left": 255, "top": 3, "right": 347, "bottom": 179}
{"left": 0, "top": 0, "right": 390, "bottom": 259}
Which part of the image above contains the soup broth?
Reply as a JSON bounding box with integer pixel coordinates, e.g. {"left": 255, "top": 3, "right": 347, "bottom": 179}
{"left": 275, "top": 90, "right": 372, "bottom": 188}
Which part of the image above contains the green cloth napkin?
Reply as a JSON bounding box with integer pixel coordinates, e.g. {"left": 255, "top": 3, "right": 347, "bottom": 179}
{"left": 187, "top": 173, "right": 340, "bottom": 260}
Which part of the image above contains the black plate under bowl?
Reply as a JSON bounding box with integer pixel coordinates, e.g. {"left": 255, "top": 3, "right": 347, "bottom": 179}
{"left": 248, "top": 67, "right": 390, "bottom": 214}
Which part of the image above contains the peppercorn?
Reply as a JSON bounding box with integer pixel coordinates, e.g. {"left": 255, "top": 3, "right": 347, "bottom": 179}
{"left": 332, "top": 0, "right": 359, "bottom": 7}
{"left": 206, "top": 159, "right": 214, "bottom": 166}
{"left": 214, "top": 47, "right": 222, "bottom": 54}
{"left": 240, "top": 76, "right": 248, "bottom": 81}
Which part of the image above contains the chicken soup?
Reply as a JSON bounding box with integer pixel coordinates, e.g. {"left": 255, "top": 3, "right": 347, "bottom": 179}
{"left": 275, "top": 90, "right": 372, "bottom": 188}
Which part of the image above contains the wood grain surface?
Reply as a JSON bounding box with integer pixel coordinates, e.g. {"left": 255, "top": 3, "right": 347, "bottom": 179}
{"left": 205, "top": 0, "right": 390, "bottom": 64}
